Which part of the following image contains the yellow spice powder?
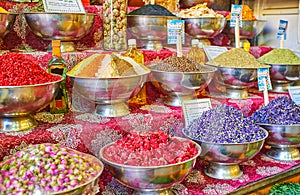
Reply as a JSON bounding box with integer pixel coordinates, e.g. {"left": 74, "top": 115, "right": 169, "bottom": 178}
{"left": 0, "top": 7, "right": 8, "bottom": 13}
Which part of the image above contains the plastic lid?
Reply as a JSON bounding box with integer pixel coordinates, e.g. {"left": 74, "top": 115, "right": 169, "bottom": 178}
{"left": 198, "top": 42, "right": 204, "bottom": 48}
{"left": 191, "top": 39, "right": 199, "bottom": 46}
{"left": 128, "top": 39, "right": 136, "bottom": 45}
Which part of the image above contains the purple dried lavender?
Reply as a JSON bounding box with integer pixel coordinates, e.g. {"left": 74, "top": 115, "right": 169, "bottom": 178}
{"left": 252, "top": 96, "right": 300, "bottom": 125}
{"left": 183, "top": 105, "right": 267, "bottom": 144}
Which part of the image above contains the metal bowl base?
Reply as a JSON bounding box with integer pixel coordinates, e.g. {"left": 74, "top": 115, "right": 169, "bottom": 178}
{"left": 94, "top": 102, "right": 130, "bottom": 117}
{"left": 225, "top": 88, "right": 249, "bottom": 99}
{"left": 266, "top": 147, "right": 300, "bottom": 161}
{"left": 144, "top": 40, "right": 164, "bottom": 50}
{"left": 0, "top": 115, "right": 38, "bottom": 132}
{"left": 164, "top": 94, "right": 195, "bottom": 107}
{"left": 270, "top": 81, "right": 293, "bottom": 92}
{"left": 204, "top": 162, "right": 243, "bottom": 180}
{"left": 48, "top": 41, "right": 77, "bottom": 52}
{"left": 133, "top": 188, "right": 176, "bottom": 195}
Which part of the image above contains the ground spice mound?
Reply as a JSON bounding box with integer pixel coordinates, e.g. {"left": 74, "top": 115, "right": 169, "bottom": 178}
{"left": 128, "top": 4, "right": 175, "bottom": 16}
{"left": 258, "top": 48, "right": 300, "bottom": 65}
{"left": 207, "top": 48, "right": 268, "bottom": 68}
{"left": 152, "top": 56, "right": 215, "bottom": 72}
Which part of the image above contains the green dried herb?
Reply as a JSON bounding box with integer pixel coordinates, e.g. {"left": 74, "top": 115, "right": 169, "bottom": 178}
{"left": 258, "top": 48, "right": 300, "bottom": 65}
{"left": 268, "top": 182, "right": 300, "bottom": 195}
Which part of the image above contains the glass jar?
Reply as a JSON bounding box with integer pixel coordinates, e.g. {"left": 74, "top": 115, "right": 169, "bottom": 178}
{"left": 103, "top": 0, "right": 128, "bottom": 51}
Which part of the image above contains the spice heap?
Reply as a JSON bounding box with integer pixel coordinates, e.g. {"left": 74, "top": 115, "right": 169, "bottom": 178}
{"left": 178, "top": 3, "right": 224, "bottom": 18}
{"left": 0, "top": 53, "right": 61, "bottom": 86}
{"left": 226, "top": 4, "right": 256, "bottom": 20}
{"left": 251, "top": 96, "right": 300, "bottom": 125}
{"left": 258, "top": 48, "right": 300, "bottom": 65}
{"left": 0, "top": 7, "right": 8, "bottom": 13}
{"left": 102, "top": 131, "right": 198, "bottom": 166}
{"left": 207, "top": 48, "right": 268, "bottom": 68}
{"left": 268, "top": 182, "right": 300, "bottom": 195}
{"left": 152, "top": 56, "right": 215, "bottom": 72}
{"left": 68, "top": 53, "right": 149, "bottom": 78}
{"left": 184, "top": 105, "right": 267, "bottom": 143}
{"left": 128, "top": 4, "right": 175, "bottom": 16}
{"left": 143, "top": 0, "right": 179, "bottom": 13}
{"left": 0, "top": 143, "right": 102, "bottom": 194}
{"left": 30, "top": 0, "right": 45, "bottom": 12}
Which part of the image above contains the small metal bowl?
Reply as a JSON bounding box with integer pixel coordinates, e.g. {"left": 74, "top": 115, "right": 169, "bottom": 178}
{"left": 127, "top": 15, "right": 179, "bottom": 50}
{"left": 24, "top": 12, "right": 95, "bottom": 51}
{"left": 183, "top": 17, "right": 227, "bottom": 39}
{"left": 268, "top": 64, "right": 300, "bottom": 92}
{"left": 183, "top": 128, "right": 268, "bottom": 180}
{"left": 259, "top": 124, "right": 300, "bottom": 161}
{"left": 0, "top": 13, "right": 17, "bottom": 38}
{"left": 99, "top": 137, "right": 201, "bottom": 194}
{"left": 223, "top": 20, "right": 266, "bottom": 39}
{"left": 0, "top": 75, "right": 63, "bottom": 132}
{"left": 149, "top": 65, "right": 217, "bottom": 106}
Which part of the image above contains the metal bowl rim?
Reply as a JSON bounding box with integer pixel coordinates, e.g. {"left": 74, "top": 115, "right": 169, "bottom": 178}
{"left": 265, "top": 63, "right": 300, "bottom": 66}
{"left": 207, "top": 63, "right": 270, "bottom": 69}
{"left": 226, "top": 19, "right": 267, "bottom": 22}
{"left": 150, "top": 64, "right": 217, "bottom": 74}
{"left": 23, "top": 12, "right": 96, "bottom": 16}
{"left": 67, "top": 70, "right": 150, "bottom": 80}
{"left": 258, "top": 123, "right": 300, "bottom": 127}
{"left": 182, "top": 17, "right": 227, "bottom": 20}
{"left": 182, "top": 127, "right": 269, "bottom": 145}
{"left": 0, "top": 13, "right": 18, "bottom": 15}
{"left": 99, "top": 136, "right": 201, "bottom": 169}
{"left": 126, "top": 15, "right": 179, "bottom": 19}
{"left": 0, "top": 74, "right": 63, "bottom": 89}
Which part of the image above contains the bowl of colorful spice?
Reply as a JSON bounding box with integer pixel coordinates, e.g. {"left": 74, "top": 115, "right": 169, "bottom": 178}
{"left": 99, "top": 131, "right": 201, "bottom": 194}
{"left": 252, "top": 96, "right": 300, "bottom": 161}
{"left": 0, "top": 52, "right": 63, "bottom": 132}
{"left": 0, "top": 143, "right": 103, "bottom": 194}
{"left": 127, "top": 4, "right": 179, "bottom": 50}
{"left": 258, "top": 48, "right": 300, "bottom": 92}
{"left": 149, "top": 56, "right": 217, "bottom": 106}
{"left": 206, "top": 48, "right": 270, "bottom": 98}
{"left": 183, "top": 105, "right": 268, "bottom": 180}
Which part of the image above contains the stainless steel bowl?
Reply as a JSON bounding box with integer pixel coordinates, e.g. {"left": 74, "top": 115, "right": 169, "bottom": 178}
{"left": 0, "top": 13, "right": 17, "bottom": 38}
{"left": 24, "top": 12, "right": 95, "bottom": 51}
{"left": 150, "top": 65, "right": 217, "bottom": 106}
{"left": 223, "top": 20, "right": 266, "bottom": 39}
{"left": 99, "top": 137, "right": 201, "bottom": 194}
{"left": 0, "top": 144, "right": 104, "bottom": 194}
{"left": 68, "top": 72, "right": 150, "bottom": 117}
{"left": 183, "top": 17, "right": 227, "bottom": 39}
{"left": 259, "top": 124, "right": 300, "bottom": 161}
{"left": 127, "top": 15, "right": 179, "bottom": 50}
{"left": 268, "top": 64, "right": 300, "bottom": 92}
{"left": 183, "top": 128, "right": 268, "bottom": 179}
{"left": 0, "top": 76, "right": 63, "bottom": 132}
{"left": 213, "top": 66, "right": 259, "bottom": 98}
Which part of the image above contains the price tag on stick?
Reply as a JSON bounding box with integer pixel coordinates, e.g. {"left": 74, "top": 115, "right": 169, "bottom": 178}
{"left": 230, "top": 4, "right": 243, "bottom": 48}
{"left": 257, "top": 68, "right": 272, "bottom": 106}
{"left": 277, "top": 19, "right": 288, "bottom": 48}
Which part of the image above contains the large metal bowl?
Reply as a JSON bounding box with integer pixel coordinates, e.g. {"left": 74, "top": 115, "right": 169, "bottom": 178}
{"left": 0, "top": 76, "right": 63, "bottom": 132}
{"left": 268, "top": 64, "right": 300, "bottom": 92}
{"left": 127, "top": 15, "right": 179, "bottom": 50}
{"left": 223, "top": 20, "right": 267, "bottom": 39}
{"left": 0, "top": 144, "right": 104, "bottom": 194}
{"left": 259, "top": 124, "right": 300, "bottom": 161}
{"left": 149, "top": 65, "right": 217, "bottom": 106}
{"left": 68, "top": 72, "right": 150, "bottom": 117}
{"left": 99, "top": 137, "right": 201, "bottom": 194}
{"left": 24, "top": 12, "right": 95, "bottom": 51}
{"left": 183, "top": 128, "right": 268, "bottom": 180}
{"left": 0, "top": 13, "right": 17, "bottom": 38}
{"left": 213, "top": 66, "right": 259, "bottom": 98}
{"left": 183, "top": 17, "right": 227, "bottom": 39}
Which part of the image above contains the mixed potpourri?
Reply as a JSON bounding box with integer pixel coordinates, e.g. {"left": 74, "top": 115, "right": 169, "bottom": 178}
{"left": 184, "top": 105, "right": 267, "bottom": 144}
{"left": 0, "top": 143, "right": 102, "bottom": 195}
{"left": 102, "top": 131, "right": 199, "bottom": 166}
{"left": 251, "top": 96, "right": 300, "bottom": 125}
{"left": 0, "top": 52, "right": 61, "bottom": 86}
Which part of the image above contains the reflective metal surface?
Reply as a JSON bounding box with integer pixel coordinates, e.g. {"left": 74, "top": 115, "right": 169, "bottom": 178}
{"left": 68, "top": 72, "right": 150, "bottom": 117}
{"left": 213, "top": 66, "right": 259, "bottom": 99}
{"left": 149, "top": 65, "right": 217, "bottom": 106}
{"left": 183, "top": 128, "right": 268, "bottom": 179}
{"left": 127, "top": 15, "right": 179, "bottom": 50}
{"left": 259, "top": 124, "right": 300, "bottom": 161}
{"left": 223, "top": 20, "right": 266, "bottom": 39}
{"left": 183, "top": 17, "right": 227, "bottom": 39}
{"left": 0, "top": 13, "right": 17, "bottom": 38}
{"left": 99, "top": 137, "right": 201, "bottom": 194}
{"left": 269, "top": 64, "right": 300, "bottom": 92}
{"left": 0, "top": 76, "right": 63, "bottom": 132}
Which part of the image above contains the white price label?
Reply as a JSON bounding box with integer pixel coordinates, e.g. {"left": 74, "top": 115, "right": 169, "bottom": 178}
{"left": 43, "top": 0, "right": 86, "bottom": 13}
{"left": 203, "top": 46, "right": 228, "bottom": 61}
{"left": 288, "top": 86, "right": 300, "bottom": 105}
